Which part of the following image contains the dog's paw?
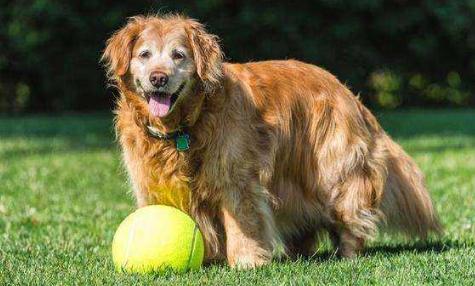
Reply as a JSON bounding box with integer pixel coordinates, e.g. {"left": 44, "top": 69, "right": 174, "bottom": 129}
{"left": 229, "top": 252, "right": 271, "bottom": 269}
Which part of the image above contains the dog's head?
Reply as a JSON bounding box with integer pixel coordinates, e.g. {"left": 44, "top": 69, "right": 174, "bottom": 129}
{"left": 102, "top": 15, "right": 223, "bottom": 126}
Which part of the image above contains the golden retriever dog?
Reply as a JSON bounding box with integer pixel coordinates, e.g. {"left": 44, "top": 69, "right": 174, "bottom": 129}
{"left": 102, "top": 14, "right": 442, "bottom": 268}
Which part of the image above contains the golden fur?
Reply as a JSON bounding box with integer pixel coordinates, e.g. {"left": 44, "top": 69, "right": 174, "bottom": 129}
{"left": 102, "top": 15, "right": 442, "bottom": 268}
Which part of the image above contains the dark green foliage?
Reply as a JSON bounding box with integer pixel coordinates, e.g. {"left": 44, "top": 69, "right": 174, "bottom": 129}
{"left": 0, "top": 0, "right": 474, "bottom": 112}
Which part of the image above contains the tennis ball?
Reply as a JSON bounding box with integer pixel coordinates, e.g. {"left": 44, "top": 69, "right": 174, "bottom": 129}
{"left": 112, "top": 205, "right": 204, "bottom": 274}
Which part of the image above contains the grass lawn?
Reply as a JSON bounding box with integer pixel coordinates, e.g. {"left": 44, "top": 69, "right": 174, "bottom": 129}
{"left": 0, "top": 110, "right": 474, "bottom": 285}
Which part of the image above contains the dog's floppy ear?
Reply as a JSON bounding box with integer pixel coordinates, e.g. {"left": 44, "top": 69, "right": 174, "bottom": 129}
{"left": 101, "top": 17, "right": 144, "bottom": 80}
{"left": 185, "top": 19, "right": 224, "bottom": 93}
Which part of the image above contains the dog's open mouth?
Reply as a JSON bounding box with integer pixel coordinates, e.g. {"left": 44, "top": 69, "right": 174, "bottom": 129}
{"left": 147, "top": 82, "right": 186, "bottom": 117}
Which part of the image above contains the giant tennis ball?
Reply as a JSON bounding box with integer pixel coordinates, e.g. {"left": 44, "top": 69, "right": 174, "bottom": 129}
{"left": 112, "top": 205, "right": 204, "bottom": 274}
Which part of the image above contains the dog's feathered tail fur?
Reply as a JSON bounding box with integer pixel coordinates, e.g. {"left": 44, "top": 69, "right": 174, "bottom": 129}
{"left": 380, "top": 135, "right": 443, "bottom": 238}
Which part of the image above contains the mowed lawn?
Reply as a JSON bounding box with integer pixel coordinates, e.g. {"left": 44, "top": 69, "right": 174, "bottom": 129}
{"left": 0, "top": 110, "right": 474, "bottom": 285}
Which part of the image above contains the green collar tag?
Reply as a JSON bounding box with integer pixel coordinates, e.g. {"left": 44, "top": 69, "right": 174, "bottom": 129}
{"left": 176, "top": 134, "right": 190, "bottom": 151}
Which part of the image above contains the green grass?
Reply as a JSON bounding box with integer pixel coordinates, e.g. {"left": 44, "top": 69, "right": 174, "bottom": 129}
{"left": 0, "top": 110, "right": 474, "bottom": 285}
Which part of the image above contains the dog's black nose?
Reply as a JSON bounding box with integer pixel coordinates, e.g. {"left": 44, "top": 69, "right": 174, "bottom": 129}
{"left": 149, "top": 72, "right": 168, "bottom": 87}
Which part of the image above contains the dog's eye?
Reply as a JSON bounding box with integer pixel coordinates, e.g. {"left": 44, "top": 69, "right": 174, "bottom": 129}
{"left": 172, "top": 50, "right": 185, "bottom": 60}
{"left": 139, "top": 50, "right": 151, "bottom": 59}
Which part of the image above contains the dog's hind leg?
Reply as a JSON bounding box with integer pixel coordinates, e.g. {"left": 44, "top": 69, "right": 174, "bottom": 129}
{"left": 329, "top": 169, "right": 386, "bottom": 258}
{"left": 328, "top": 226, "right": 365, "bottom": 258}
{"left": 285, "top": 229, "right": 319, "bottom": 259}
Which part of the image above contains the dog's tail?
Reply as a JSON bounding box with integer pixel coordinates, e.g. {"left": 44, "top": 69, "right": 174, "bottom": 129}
{"left": 380, "top": 135, "right": 443, "bottom": 239}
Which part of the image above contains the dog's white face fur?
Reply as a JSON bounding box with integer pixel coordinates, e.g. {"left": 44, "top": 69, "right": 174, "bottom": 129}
{"left": 130, "top": 27, "right": 196, "bottom": 117}
{"left": 102, "top": 15, "right": 223, "bottom": 124}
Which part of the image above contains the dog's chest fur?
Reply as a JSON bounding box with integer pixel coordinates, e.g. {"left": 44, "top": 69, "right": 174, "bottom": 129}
{"left": 115, "top": 99, "right": 198, "bottom": 212}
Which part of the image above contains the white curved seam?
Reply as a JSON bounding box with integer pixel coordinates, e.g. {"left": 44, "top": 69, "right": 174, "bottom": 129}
{"left": 123, "top": 215, "right": 138, "bottom": 269}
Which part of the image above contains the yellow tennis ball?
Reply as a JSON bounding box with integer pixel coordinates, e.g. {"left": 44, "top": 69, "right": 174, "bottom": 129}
{"left": 112, "top": 205, "right": 204, "bottom": 274}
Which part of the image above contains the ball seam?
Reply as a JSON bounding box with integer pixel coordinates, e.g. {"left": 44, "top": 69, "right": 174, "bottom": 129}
{"left": 185, "top": 224, "right": 199, "bottom": 270}
{"left": 122, "top": 214, "right": 138, "bottom": 270}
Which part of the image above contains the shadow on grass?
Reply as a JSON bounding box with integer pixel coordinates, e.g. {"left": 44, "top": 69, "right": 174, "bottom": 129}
{"left": 0, "top": 113, "right": 116, "bottom": 160}
{"left": 293, "top": 239, "right": 468, "bottom": 263}
{"left": 0, "top": 140, "right": 116, "bottom": 160}
{"left": 363, "top": 240, "right": 464, "bottom": 256}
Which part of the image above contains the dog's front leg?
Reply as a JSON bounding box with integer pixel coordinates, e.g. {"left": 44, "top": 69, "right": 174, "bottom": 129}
{"left": 121, "top": 146, "right": 151, "bottom": 208}
{"left": 220, "top": 183, "right": 276, "bottom": 269}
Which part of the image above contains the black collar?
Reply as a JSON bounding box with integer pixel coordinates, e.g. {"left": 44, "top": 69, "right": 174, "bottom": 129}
{"left": 146, "top": 125, "right": 191, "bottom": 151}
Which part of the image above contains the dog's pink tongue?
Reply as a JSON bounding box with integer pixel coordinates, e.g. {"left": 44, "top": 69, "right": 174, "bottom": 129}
{"left": 149, "top": 94, "right": 171, "bottom": 117}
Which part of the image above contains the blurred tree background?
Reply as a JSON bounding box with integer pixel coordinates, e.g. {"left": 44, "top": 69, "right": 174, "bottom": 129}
{"left": 0, "top": 0, "right": 474, "bottom": 113}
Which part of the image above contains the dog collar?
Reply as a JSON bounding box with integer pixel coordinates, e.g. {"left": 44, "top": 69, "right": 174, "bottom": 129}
{"left": 146, "top": 125, "right": 190, "bottom": 151}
